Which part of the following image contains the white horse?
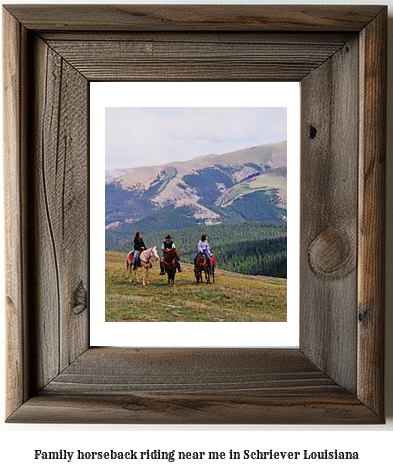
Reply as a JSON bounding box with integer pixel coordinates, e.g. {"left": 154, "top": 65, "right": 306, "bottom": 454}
{"left": 125, "top": 246, "right": 159, "bottom": 286}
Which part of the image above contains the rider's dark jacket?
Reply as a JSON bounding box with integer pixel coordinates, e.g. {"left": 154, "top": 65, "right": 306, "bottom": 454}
{"left": 134, "top": 238, "right": 146, "bottom": 251}
{"left": 162, "top": 240, "right": 175, "bottom": 251}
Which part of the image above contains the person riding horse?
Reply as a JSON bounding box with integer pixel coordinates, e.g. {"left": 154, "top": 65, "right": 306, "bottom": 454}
{"left": 133, "top": 232, "right": 146, "bottom": 270}
{"left": 194, "top": 234, "right": 212, "bottom": 269}
{"left": 160, "top": 235, "right": 182, "bottom": 275}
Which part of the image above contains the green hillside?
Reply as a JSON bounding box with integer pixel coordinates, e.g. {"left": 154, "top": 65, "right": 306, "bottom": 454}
{"left": 105, "top": 188, "right": 285, "bottom": 249}
{"left": 116, "top": 222, "right": 287, "bottom": 278}
{"left": 106, "top": 251, "right": 286, "bottom": 322}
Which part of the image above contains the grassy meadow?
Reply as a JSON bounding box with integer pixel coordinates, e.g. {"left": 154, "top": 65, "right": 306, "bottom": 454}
{"left": 106, "top": 251, "right": 287, "bottom": 322}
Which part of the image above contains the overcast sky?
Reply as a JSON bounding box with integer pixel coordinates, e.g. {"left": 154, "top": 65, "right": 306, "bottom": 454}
{"left": 105, "top": 107, "right": 287, "bottom": 169}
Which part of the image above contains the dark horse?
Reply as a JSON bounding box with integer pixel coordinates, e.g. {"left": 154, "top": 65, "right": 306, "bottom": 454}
{"left": 162, "top": 248, "right": 177, "bottom": 285}
{"left": 195, "top": 253, "right": 211, "bottom": 284}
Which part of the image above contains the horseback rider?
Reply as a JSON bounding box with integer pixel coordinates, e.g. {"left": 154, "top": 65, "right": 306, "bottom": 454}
{"left": 194, "top": 234, "right": 212, "bottom": 269}
{"left": 133, "top": 232, "right": 146, "bottom": 270}
{"left": 160, "top": 234, "right": 182, "bottom": 274}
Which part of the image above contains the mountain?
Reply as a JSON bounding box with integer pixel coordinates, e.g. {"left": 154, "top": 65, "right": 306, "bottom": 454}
{"left": 105, "top": 141, "right": 287, "bottom": 242}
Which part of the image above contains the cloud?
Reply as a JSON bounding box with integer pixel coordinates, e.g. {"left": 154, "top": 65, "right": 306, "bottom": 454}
{"left": 106, "top": 107, "right": 287, "bottom": 169}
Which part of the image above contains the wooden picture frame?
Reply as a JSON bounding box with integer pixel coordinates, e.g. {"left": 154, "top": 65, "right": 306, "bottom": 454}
{"left": 3, "top": 5, "right": 386, "bottom": 424}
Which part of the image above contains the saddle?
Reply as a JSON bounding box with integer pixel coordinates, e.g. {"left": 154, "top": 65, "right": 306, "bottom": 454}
{"left": 164, "top": 250, "right": 176, "bottom": 262}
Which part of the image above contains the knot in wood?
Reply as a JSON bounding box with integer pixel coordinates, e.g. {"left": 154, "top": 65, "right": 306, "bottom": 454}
{"left": 308, "top": 228, "right": 354, "bottom": 279}
{"left": 73, "top": 281, "right": 87, "bottom": 315}
{"left": 309, "top": 125, "right": 317, "bottom": 139}
{"left": 358, "top": 306, "right": 370, "bottom": 326}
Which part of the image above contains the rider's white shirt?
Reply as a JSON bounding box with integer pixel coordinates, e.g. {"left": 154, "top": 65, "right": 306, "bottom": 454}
{"left": 197, "top": 240, "right": 210, "bottom": 253}
{"left": 162, "top": 242, "right": 176, "bottom": 250}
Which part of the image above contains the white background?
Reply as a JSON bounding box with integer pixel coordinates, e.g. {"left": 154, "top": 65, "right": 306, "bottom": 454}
{"left": 1, "top": 0, "right": 392, "bottom": 473}
{"left": 90, "top": 82, "right": 300, "bottom": 347}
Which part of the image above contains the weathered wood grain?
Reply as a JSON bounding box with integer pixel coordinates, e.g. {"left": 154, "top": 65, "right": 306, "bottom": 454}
{"left": 358, "top": 9, "right": 386, "bottom": 419}
{"left": 46, "top": 39, "right": 346, "bottom": 81}
{"left": 28, "top": 36, "right": 89, "bottom": 392}
{"left": 7, "top": 349, "right": 380, "bottom": 424}
{"left": 3, "top": 8, "right": 29, "bottom": 417}
{"left": 3, "top": 5, "right": 384, "bottom": 32}
{"left": 29, "top": 38, "right": 60, "bottom": 390}
{"left": 9, "top": 392, "right": 380, "bottom": 425}
{"left": 300, "top": 36, "right": 359, "bottom": 394}
{"left": 40, "top": 31, "right": 354, "bottom": 45}
{"left": 43, "top": 348, "right": 340, "bottom": 395}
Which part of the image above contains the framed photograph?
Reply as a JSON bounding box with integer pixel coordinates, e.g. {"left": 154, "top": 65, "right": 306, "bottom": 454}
{"left": 4, "top": 5, "right": 386, "bottom": 424}
{"left": 91, "top": 82, "right": 300, "bottom": 347}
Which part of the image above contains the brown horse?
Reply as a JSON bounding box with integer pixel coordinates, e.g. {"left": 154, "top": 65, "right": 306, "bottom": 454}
{"left": 195, "top": 252, "right": 210, "bottom": 284}
{"left": 162, "top": 248, "right": 177, "bottom": 285}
